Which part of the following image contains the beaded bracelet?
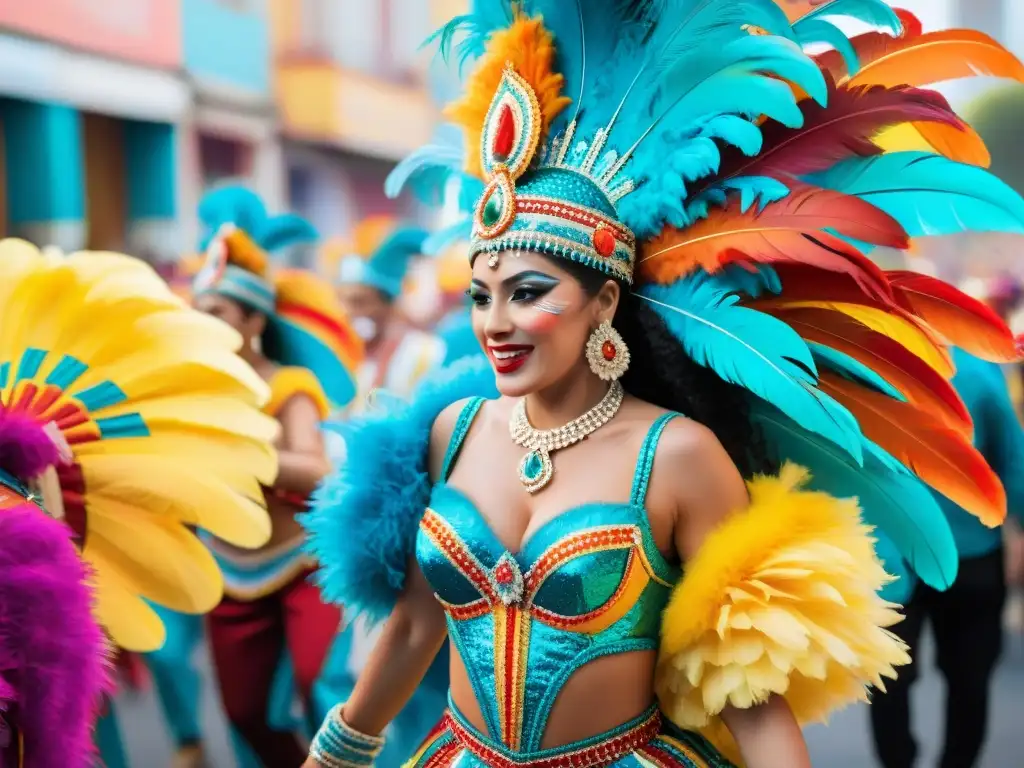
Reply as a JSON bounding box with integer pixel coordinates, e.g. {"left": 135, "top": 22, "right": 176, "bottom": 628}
{"left": 308, "top": 704, "right": 385, "bottom": 768}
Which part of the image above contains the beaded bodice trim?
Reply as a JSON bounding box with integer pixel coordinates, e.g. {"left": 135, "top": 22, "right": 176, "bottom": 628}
{"left": 416, "top": 399, "right": 681, "bottom": 753}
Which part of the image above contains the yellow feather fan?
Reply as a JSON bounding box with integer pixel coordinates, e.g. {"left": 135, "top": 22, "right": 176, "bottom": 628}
{"left": 445, "top": 13, "right": 570, "bottom": 179}
{"left": 0, "top": 240, "right": 277, "bottom": 651}
{"left": 657, "top": 464, "right": 909, "bottom": 765}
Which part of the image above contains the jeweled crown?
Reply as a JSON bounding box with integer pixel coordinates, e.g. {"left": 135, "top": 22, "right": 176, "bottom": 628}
{"left": 469, "top": 65, "right": 637, "bottom": 284}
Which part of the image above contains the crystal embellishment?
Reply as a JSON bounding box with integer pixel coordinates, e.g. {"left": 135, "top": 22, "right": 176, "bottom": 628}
{"left": 491, "top": 553, "right": 524, "bottom": 606}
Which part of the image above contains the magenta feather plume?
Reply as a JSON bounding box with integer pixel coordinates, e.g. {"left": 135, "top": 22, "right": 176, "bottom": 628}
{"left": 0, "top": 410, "right": 59, "bottom": 481}
{"left": 0, "top": 505, "right": 112, "bottom": 768}
{"left": 708, "top": 79, "right": 965, "bottom": 187}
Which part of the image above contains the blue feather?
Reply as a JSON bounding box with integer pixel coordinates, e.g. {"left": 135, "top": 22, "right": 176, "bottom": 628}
{"left": 695, "top": 114, "right": 764, "bottom": 156}
{"left": 302, "top": 356, "right": 498, "bottom": 624}
{"left": 253, "top": 213, "right": 318, "bottom": 253}
{"left": 385, "top": 143, "right": 465, "bottom": 202}
{"left": 795, "top": 0, "right": 902, "bottom": 34}
{"left": 805, "top": 152, "right": 1024, "bottom": 238}
{"left": 793, "top": 18, "right": 860, "bottom": 75}
{"left": 197, "top": 186, "right": 268, "bottom": 251}
{"left": 807, "top": 342, "right": 905, "bottom": 401}
{"left": 685, "top": 176, "right": 789, "bottom": 221}
{"left": 636, "top": 274, "right": 863, "bottom": 460}
{"left": 753, "top": 401, "right": 959, "bottom": 592}
{"left": 423, "top": 218, "right": 473, "bottom": 256}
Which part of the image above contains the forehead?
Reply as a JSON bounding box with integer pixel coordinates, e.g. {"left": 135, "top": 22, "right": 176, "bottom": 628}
{"left": 194, "top": 292, "right": 235, "bottom": 312}
{"left": 471, "top": 250, "right": 571, "bottom": 284}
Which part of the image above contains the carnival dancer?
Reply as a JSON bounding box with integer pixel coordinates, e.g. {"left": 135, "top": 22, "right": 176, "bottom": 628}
{"left": 301, "top": 2, "right": 1024, "bottom": 766}
{"left": 335, "top": 218, "right": 447, "bottom": 412}
{"left": 0, "top": 239, "right": 277, "bottom": 768}
{"left": 191, "top": 186, "right": 363, "bottom": 766}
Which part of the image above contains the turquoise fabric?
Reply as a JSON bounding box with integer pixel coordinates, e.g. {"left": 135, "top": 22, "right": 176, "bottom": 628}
{"left": 415, "top": 400, "right": 680, "bottom": 751}
{"left": 144, "top": 606, "right": 203, "bottom": 746}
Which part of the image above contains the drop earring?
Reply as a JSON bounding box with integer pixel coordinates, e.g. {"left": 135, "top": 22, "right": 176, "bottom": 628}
{"left": 586, "top": 320, "right": 630, "bottom": 381}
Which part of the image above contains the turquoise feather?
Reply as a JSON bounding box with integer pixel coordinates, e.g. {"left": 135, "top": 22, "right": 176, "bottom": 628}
{"left": 254, "top": 213, "right": 318, "bottom": 253}
{"left": 807, "top": 342, "right": 905, "bottom": 401}
{"left": 795, "top": 0, "right": 902, "bottom": 34}
{"left": 793, "top": 19, "right": 860, "bottom": 75}
{"left": 197, "top": 185, "right": 318, "bottom": 254}
{"left": 637, "top": 274, "right": 863, "bottom": 460}
{"left": 753, "top": 402, "right": 959, "bottom": 591}
{"left": 805, "top": 152, "right": 1024, "bottom": 238}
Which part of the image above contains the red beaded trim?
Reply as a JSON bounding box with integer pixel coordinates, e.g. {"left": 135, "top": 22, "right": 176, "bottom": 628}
{"left": 420, "top": 510, "right": 498, "bottom": 602}
{"left": 436, "top": 595, "right": 491, "bottom": 621}
{"left": 525, "top": 525, "right": 639, "bottom": 599}
{"left": 446, "top": 709, "right": 662, "bottom": 768}
{"left": 517, "top": 197, "right": 635, "bottom": 244}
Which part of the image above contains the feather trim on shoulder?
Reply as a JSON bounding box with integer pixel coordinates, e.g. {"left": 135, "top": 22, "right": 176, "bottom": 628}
{"left": 656, "top": 463, "right": 909, "bottom": 764}
{"left": 302, "top": 357, "right": 497, "bottom": 625}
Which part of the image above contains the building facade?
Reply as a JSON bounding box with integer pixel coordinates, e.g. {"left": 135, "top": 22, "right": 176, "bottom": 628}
{"left": 181, "top": 0, "right": 282, "bottom": 254}
{"left": 269, "top": 0, "right": 453, "bottom": 267}
{"left": 0, "top": 0, "right": 186, "bottom": 258}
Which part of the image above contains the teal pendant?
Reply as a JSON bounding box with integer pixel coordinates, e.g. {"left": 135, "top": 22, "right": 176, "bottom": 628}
{"left": 518, "top": 449, "right": 553, "bottom": 494}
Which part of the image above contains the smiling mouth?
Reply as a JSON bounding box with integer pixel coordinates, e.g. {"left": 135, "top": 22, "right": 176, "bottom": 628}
{"left": 488, "top": 345, "right": 533, "bottom": 374}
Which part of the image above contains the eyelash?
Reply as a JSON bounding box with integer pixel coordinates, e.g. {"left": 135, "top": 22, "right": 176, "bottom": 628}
{"left": 467, "top": 284, "right": 554, "bottom": 307}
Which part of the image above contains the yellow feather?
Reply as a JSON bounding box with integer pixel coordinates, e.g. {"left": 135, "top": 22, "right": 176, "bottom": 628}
{"left": 86, "top": 510, "right": 224, "bottom": 613}
{"left": 656, "top": 464, "right": 908, "bottom": 765}
{"left": 0, "top": 240, "right": 274, "bottom": 650}
{"left": 780, "top": 301, "right": 954, "bottom": 378}
{"left": 445, "top": 14, "right": 571, "bottom": 179}
{"left": 81, "top": 457, "right": 272, "bottom": 548}
{"left": 874, "top": 122, "right": 991, "bottom": 167}
{"left": 85, "top": 558, "right": 167, "bottom": 652}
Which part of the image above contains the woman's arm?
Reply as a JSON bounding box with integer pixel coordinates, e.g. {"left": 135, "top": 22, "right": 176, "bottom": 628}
{"left": 274, "top": 394, "right": 331, "bottom": 495}
{"left": 666, "top": 422, "right": 812, "bottom": 768}
{"left": 303, "top": 399, "right": 468, "bottom": 767}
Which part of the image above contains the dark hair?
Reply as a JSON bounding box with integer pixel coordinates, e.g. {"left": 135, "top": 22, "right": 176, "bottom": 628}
{"left": 557, "top": 258, "right": 776, "bottom": 479}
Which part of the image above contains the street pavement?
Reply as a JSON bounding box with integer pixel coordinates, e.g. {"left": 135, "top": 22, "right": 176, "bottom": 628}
{"left": 113, "top": 629, "right": 1024, "bottom": 767}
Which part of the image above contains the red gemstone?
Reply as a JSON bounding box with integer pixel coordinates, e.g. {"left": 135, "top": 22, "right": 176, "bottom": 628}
{"left": 492, "top": 103, "right": 515, "bottom": 162}
{"left": 602, "top": 340, "right": 616, "bottom": 361}
{"left": 495, "top": 563, "right": 513, "bottom": 584}
{"left": 592, "top": 226, "right": 616, "bottom": 258}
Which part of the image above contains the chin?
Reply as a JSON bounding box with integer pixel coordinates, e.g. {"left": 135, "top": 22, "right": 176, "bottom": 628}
{"left": 493, "top": 369, "right": 538, "bottom": 398}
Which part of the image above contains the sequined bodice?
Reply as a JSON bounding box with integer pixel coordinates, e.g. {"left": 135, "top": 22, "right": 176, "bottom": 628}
{"left": 415, "top": 399, "right": 681, "bottom": 753}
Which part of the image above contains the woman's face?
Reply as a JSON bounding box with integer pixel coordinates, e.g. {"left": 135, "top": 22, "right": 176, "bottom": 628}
{"left": 469, "top": 251, "right": 618, "bottom": 397}
{"left": 193, "top": 293, "right": 264, "bottom": 347}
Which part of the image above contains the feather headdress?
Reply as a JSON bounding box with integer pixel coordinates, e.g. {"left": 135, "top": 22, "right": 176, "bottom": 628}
{"left": 391, "top": 0, "right": 1024, "bottom": 601}
{"left": 194, "top": 186, "right": 363, "bottom": 408}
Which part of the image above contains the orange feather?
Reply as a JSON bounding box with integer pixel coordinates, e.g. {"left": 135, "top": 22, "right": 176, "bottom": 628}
{"left": 445, "top": 15, "right": 570, "bottom": 179}
{"left": 873, "top": 121, "right": 991, "bottom": 167}
{"left": 765, "top": 306, "right": 971, "bottom": 436}
{"left": 820, "top": 372, "right": 1005, "bottom": 527}
{"left": 842, "top": 28, "right": 1024, "bottom": 89}
{"left": 638, "top": 183, "right": 905, "bottom": 291}
{"left": 887, "top": 270, "right": 1020, "bottom": 363}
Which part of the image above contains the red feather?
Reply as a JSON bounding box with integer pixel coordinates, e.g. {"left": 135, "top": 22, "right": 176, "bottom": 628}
{"left": 710, "top": 79, "right": 963, "bottom": 185}
{"left": 768, "top": 306, "right": 972, "bottom": 436}
{"left": 893, "top": 9, "right": 923, "bottom": 38}
{"left": 768, "top": 264, "right": 907, "bottom": 310}
{"left": 639, "top": 182, "right": 906, "bottom": 294}
{"left": 820, "top": 372, "right": 1005, "bottom": 527}
{"left": 886, "top": 270, "right": 1019, "bottom": 362}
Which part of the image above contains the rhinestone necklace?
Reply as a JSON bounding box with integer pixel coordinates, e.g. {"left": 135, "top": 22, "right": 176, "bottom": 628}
{"left": 509, "top": 380, "right": 624, "bottom": 493}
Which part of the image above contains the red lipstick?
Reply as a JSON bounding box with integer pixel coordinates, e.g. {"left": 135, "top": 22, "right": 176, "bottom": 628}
{"left": 487, "top": 344, "right": 533, "bottom": 374}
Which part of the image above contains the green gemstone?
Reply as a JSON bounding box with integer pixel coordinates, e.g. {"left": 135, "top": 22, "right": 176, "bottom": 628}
{"left": 522, "top": 451, "right": 544, "bottom": 481}
{"left": 482, "top": 190, "right": 504, "bottom": 227}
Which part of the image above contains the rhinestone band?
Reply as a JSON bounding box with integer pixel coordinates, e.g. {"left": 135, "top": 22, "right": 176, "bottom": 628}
{"left": 510, "top": 381, "right": 624, "bottom": 493}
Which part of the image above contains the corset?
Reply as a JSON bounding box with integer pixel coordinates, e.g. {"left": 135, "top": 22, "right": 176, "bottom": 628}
{"left": 415, "top": 399, "right": 681, "bottom": 753}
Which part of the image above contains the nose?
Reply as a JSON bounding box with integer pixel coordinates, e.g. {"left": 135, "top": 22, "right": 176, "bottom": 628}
{"left": 484, "top": 299, "right": 513, "bottom": 340}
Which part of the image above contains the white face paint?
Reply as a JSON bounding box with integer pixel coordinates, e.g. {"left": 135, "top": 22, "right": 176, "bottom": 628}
{"left": 352, "top": 316, "right": 379, "bottom": 343}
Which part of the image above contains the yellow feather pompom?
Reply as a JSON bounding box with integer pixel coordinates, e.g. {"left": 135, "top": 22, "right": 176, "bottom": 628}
{"left": 224, "top": 227, "right": 269, "bottom": 277}
{"left": 656, "top": 464, "right": 910, "bottom": 765}
{"left": 445, "top": 14, "right": 571, "bottom": 179}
